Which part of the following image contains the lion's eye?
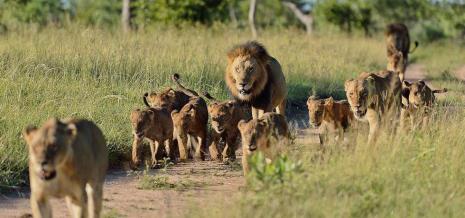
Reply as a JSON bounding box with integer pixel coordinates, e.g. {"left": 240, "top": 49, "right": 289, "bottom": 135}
{"left": 349, "top": 92, "right": 354, "bottom": 96}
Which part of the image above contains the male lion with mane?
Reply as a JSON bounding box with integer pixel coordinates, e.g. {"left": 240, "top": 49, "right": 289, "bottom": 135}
{"left": 225, "top": 41, "right": 287, "bottom": 119}
{"left": 345, "top": 71, "right": 402, "bottom": 144}
{"left": 23, "top": 118, "right": 108, "bottom": 218}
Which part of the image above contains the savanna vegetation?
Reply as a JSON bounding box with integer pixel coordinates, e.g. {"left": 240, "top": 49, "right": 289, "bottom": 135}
{"left": 1, "top": 0, "right": 465, "bottom": 217}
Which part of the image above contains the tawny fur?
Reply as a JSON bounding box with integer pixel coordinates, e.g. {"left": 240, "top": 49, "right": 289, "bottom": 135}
{"left": 130, "top": 107, "right": 175, "bottom": 168}
{"left": 225, "top": 41, "right": 287, "bottom": 119}
{"left": 307, "top": 96, "right": 355, "bottom": 145}
{"left": 345, "top": 70, "right": 402, "bottom": 144}
{"left": 385, "top": 23, "right": 418, "bottom": 81}
{"left": 143, "top": 87, "right": 190, "bottom": 112}
{"left": 400, "top": 80, "right": 447, "bottom": 130}
{"left": 203, "top": 92, "right": 251, "bottom": 163}
{"left": 23, "top": 118, "right": 108, "bottom": 218}
{"left": 237, "top": 112, "right": 289, "bottom": 175}
{"left": 171, "top": 74, "right": 209, "bottom": 161}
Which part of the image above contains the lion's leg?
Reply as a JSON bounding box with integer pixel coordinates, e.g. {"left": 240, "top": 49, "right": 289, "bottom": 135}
{"left": 66, "top": 192, "right": 87, "bottom": 218}
{"left": 276, "top": 100, "right": 286, "bottom": 117}
{"left": 165, "top": 138, "right": 176, "bottom": 163}
{"left": 208, "top": 134, "right": 221, "bottom": 161}
{"left": 31, "top": 194, "right": 52, "bottom": 218}
{"left": 251, "top": 107, "right": 259, "bottom": 119}
{"left": 149, "top": 141, "right": 160, "bottom": 167}
{"left": 177, "top": 134, "right": 189, "bottom": 161}
{"left": 131, "top": 136, "right": 143, "bottom": 167}
{"left": 367, "top": 112, "right": 380, "bottom": 145}
{"left": 194, "top": 132, "right": 207, "bottom": 161}
{"left": 224, "top": 136, "right": 238, "bottom": 163}
{"left": 86, "top": 183, "right": 103, "bottom": 218}
{"left": 242, "top": 152, "right": 250, "bottom": 176}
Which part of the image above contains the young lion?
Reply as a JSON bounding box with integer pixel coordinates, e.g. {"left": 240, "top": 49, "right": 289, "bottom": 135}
{"left": 345, "top": 71, "right": 402, "bottom": 144}
{"left": 225, "top": 41, "right": 287, "bottom": 119}
{"left": 385, "top": 23, "right": 419, "bottom": 81}
{"left": 130, "top": 107, "right": 175, "bottom": 168}
{"left": 23, "top": 118, "right": 108, "bottom": 218}
{"left": 400, "top": 80, "right": 447, "bottom": 130}
{"left": 203, "top": 92, "right": 251, "bottom": 163}
{"left": 143, "top": 87, "right": 190, "bottom": 112}
{"left": 238, "top": 112, "right": 290, "bottom": 175}
{"left": 171, "top": 74, "right": 209, "bottom": 161}
{"left": 307, "top": 96, "right": 354, "bottom": 145}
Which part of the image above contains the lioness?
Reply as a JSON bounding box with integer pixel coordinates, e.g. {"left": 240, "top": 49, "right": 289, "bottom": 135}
{"left": 400, "top": 80, "right": 447, "bottom": 130}
{"left": 307, "top": 96, "right": 354, "bottom": 145}
{"left": 130, "top": 107, "right": 175, "bottom": 168}
{"left": 225, "top": 41, "right": 287, "bottom": 119}
{"left": 385, "top": 23, "right": 419, "bottom": 81}
{"left": 23, "top": 118, "right": 108, "bottom": 218}
{"left": 203, "top": 92, "right": 251, "bottom": 163}
{"left": 171, "top": 74, "right": 209, "bottom": 161}
{"left": 143, "top": 87, "right": 190, "bottom": 112}
{"left": 238, "top": 112, "right": 289, "bottom": 175}
{"left": 345, "top": 71, "right": 402, "bottom": 144}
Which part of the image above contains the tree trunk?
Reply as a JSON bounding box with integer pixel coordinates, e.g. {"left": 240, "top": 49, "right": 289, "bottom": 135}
{"left": 249, "top": 0, "right": 258, "bottom": 39}
{"left": 228, "top": 2, "right": 238, "bottom": 28}
{"left": 282, "top": 1, "right": 313, "bottom": 35}
{"left": 122, "top": 0, "right": 131, "bottom": 33}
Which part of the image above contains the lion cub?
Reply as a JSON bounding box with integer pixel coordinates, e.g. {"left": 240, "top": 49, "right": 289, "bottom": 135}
{"left": 130, "top": 107, "right": 175, "bottom": 168}
{"left": 203, "top": 92, "right": 251, "bottom": 163}
{"left": 238, "top": 112, "right": 290, "bottom": 175}
{"left": 171, "top": 74, "right": 209, "bottom": 161}
{"left": 307, "top": 96, "right": 354, "bottom": 145}
{"left": 23, "top": 118, "right": 108, "bottom": 218}
{"left": 400, "top": 80, "right": 447, "bottom": 130}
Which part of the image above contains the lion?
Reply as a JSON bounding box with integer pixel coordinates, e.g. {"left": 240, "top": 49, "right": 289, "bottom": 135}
{"left": 170, "top": 74, "right": 209, "bottom": 161}
{"left": 143, "top": 87, "right": 190, "bottom": 112}
{"left": 225, "top": 41, "right": 287, "bottom": 119}
{"left": 130, "top": 107, "right": 175, "bottom": 168}
{"left": 23, "top": 118, "right": 108, "bottom": 218}
{"left": 237, "top": 112, "right": 290, "bottom": 175}
{"left": 307, "top": 96, "right": 355, "bottom": 145}
{"left": 202, "top": 92, "right": 251, "bottom": 163}
{"left": 385, "top": 23, "right": 419, "bottom": 81}
{"left": 400, "top": 80, "right": 447, "bottom": 130}
{"left": 344, "top": 70, "right": 402, "bottom": 144}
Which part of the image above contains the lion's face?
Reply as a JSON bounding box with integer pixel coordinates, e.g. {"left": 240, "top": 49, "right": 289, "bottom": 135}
{"left": 402, "top": 81, "right": 430, "bottom": 108}
{"left": 306, "top": 97, "right": 325, "bottom": 127}
{"left": 228, "top": 55, "right": 266, "bottom": 100}
{"left": 23, "top": 119, "right": 76, "bottom": 181}
{"left": 238, "top": 120, "right": 268, "bottom": 152}
{"left": 387, "top": 51, "right": 405, "bottom": 73}
{"left": 345, "top": 77, "right": 374, "bottom": 119}
{"left": 145, "top": 89, "right": 177, "bottom": 111}
{"left": 208, "top": 101, "right": 235, "bottom": 134}
{"left": 130, "top": 109, "right": 155, "bottom": 138}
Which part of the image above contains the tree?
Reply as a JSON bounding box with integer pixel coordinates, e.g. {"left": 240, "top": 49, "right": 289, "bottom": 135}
{"left": 249, "top": 0, "right": 258, "bottom": 39}
{"left": 282, "top": 1, "right": 313, "bottom": 35}
{"left": 121, "top": 0, "right": 131, "bottom": 32}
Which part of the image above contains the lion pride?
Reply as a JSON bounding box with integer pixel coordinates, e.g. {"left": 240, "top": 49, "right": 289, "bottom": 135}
{"left": 385, "top": 23, "right": 419, "bottom": 81}
{"left": 23, "top": 118, "right": 108, "bottom": 218}
{"left": 225, "top": 41, "right": 287, "bottom": 119}
{"left": 344, "top": 71, "right": 402, "bottom": 144}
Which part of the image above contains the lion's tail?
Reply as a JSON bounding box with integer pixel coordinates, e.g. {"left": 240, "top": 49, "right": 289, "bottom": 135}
{"left": 172, "top": 73, "right": 199, "bottom": 97}
{"left": 409, "top": 41, "right": 419, "bottom": 53}
{"left": 432, "top": 88, "right": 447, "bottom": 94}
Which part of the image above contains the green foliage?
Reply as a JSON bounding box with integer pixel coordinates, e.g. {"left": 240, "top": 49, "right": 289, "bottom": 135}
{"left": 247, "top": 152, "right": 303, "bottom": 190}
{"left": 75, "top": 0, "right": 121, "bottom": 27}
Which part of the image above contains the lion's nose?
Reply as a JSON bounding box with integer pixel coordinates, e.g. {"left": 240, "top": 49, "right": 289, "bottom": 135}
{"left": 41, "top": 161, "right": 48, "bottom": 167}
{"left": 239, "top": 83, "right": 247, "bottom": 88}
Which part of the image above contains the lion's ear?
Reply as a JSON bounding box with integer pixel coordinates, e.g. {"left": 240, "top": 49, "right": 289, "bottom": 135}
{"left": 324, "top": 97, "right": 334, "bottom": 106}
{"left": 66, "top": 123, "right": 78, "bottom": 138}
{"left": 344, "top": 79, "right": 354, "bottom": 91}
{"left": 23, "top": 126, "right": 38, "bottom": 146}
{"left": 237, "top": 120, "right": 248, "bottom": 131}
{"left": 171, "top": 110, "right": 179, "bottom": 118}
{"left": 401, "top": 86, "right": 410, "bottom": 100}
{"left": 402, "top": 80, "right": 411, "bottom": 87}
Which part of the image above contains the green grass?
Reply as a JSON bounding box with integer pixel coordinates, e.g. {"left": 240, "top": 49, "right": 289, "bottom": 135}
{"left": 1, "top": 25, "right": 465, "bottom": 216}
{"left": 138, "top": 174, "right": 206, "bottom": 191}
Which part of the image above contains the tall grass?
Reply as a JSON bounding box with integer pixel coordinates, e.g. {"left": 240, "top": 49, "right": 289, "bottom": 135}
{"left": 194, "top": 107, "right": 465, "bottom": 217}
{"left": 0, "top": 26, "right": 461, "bottom": 194}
